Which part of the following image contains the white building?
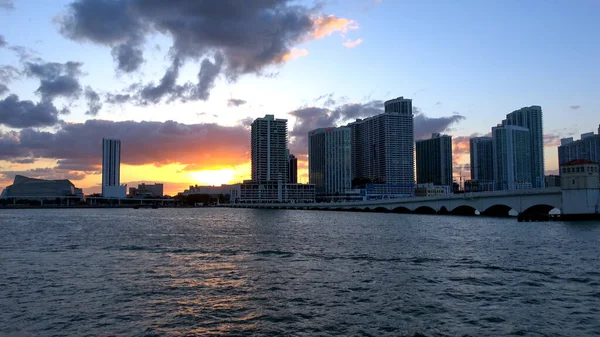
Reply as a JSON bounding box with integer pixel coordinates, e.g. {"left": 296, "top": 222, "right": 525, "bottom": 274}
{"left": 308, "top": 127, "right": 352, "bottom": 195}
{"left": 492, "top": 125, "right": 532, "bottom": 191}
{"left": 347, "top": 96, "right": 414, "bottom": 193}
{"left": 558, "top": 125, "right": 600, "bottom": 172}
{"left": 251, "top": 115, "right": 288, "bottom": 182}
{"left": 102, "top": 138, "right": 126, "bottom": 198}
{"left": 502, "top": 106, "right": 545, "bottom": 188}
{"left": 560, "top": 159, "right": 600, "bottom": 216}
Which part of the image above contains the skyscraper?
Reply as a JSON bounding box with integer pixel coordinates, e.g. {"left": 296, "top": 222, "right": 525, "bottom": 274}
{"left": 288, "top": 153, "right": 298, "bottom": 184}
{"left": 502, "top": 106, "right": 544, "bottom": 187}
{"left": 416, "top": 133, "right": 453, "bottom": 186}
{"left": 347, "top": 96, "right": 414, "bottom": 191}
{"left": 251, "top": 115, "right": 288, "bottom": 182}
{"left": 308, "top": 127, "right": 352, "bottom": 195}
{"left": 492, "top": 125, "right": 532, "bottom": 190}
{"left": 102, "top": 138, "right": 126, "bottom": 198}
{"left": 470, "top": 137, "right": 494, "bottom": 182}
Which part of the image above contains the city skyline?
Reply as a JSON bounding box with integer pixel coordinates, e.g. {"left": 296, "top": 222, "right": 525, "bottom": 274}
{"left": 1, "top": 0, "right": 599, "bottom": 195}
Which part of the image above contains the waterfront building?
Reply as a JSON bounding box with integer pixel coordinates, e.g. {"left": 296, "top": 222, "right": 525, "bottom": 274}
{"left": 308, "top": 127, "right": 352, "bottom": 195}
{"left": 251, "top": 115, "right": 288, "bottom": 182}
{"left": 492, "top": 125, "right": 533, "bottom": 190}
{"left": 1, "top": 175, "right": 84, "bottom": 200}
{"left": 414, "top": 183, "right": 451, "bottom": 197}
{"left": 545, "top": 175, "right": 561, "bottom": 187}
{"left": 560, "top": 159, "right": 600, "bottom": 215}
{"left": 238, "top": 181, "right": 315, "bottom": 203}
{"left": 288, "top": 153, "right": 298, "bottom": 184}
{"left": 347, "top": 96, "right": 414, "bottom": 194}
{"left": 128, "top": 183, "right": 164, "bottom": 198}
{"left": 416, "top": 133, "right": 453, "bottom": 187}
{"left": 469, "top": 136, "right": 494, "bottom": 183}
{"left": 102, "top": 138, "right": 126, "bottom": 198}
{"left": 502, "top": 106, "right": 545, "bottom": 187}
{"left": 558, "top": 125, "right": 600, "bottom": 172}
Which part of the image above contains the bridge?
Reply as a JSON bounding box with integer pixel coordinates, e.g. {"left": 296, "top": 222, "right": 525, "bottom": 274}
{"left": 225, "top": 187, "right": 563, "bottom": 217}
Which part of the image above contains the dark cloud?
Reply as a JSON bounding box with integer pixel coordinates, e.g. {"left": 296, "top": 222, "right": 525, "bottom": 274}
{"left": 227, "top": 98, "right": 247, "bottom": 107}
{"left": 0, "top": 84, "right": 8, "bottom": 96}
{"left": 105, "top": 93, "right": 131, "bottom": 105}
{"left": 139, "top": 58, "right": 190, "bottom": 104}
{"left": 111, "top": 41, "right": 144, "bottom": 73}
{"left": 0, "top": 34, "right": 6, "bottom": 47}
{"left": 0, "top": 120, "right": 250, "bottom": 174}
{"left": 1, "top": 168, "right": 87, "bottom": 182}
{"left": 570, "top": 105, "right": 580, "bottom": 110}
{"left": 0, "top": 0, "right": 14, "bottom": 10}
{"left": 8, "top": 45, "right": 41, "bottom": 62}
{"left": 0, "top": 94, "right": 60, "bottom": 128}
{"left": 25, "top": 61, "right": 83, "bottom": 101}
{"left": 10, "top": 158, "right": 36, "bottom": 164}
{"left": 59, "top": 0, "right": 354, "bottom": 104}
{"left": 84, "top": 86, "right": 102, "bottom": 115}
{"left": 238, "top": 117, "right": 254, "bottom": 128}
{"left": 414, "top": 114, "right": 465, "bottom": 140}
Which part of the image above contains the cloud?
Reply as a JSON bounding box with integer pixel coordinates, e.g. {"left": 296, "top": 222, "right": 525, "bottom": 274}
{"left": 342, "top": 38, "right": 363, "bottom": 48}
{"left": 452, "top": 136, "right": 471, "bottom": 156}
{"left": 312, "top": 15, "right": 358, "bottom": 38}
{"left": 569, "top": 105, "right": 581, "bottom": 110}
{"left": 0, "top": 0, "right": 13, "bottom": 10}
{"left": 25, "top": 61, "right": 83, "bottom": 101}
{"left": 58, "top": 0, "right": 358, "bottom": 104}
{"left": 0, "top": 34, "right": 6, "bottom": 47}
{"left": 227, "top": 98, "right": 247, "bottom": 107}
{"left": 0, "top": 94, "right": 60, "bottom": 128}
{"left": 0, "top": 65, "right": 21, "bottom": 83}
{"left": 1, "top": 167, "right": 87, "bottom": 182}
{"left": 10, "top": 158, "right": 36, "bottom": 164}
{"left": 414, "top": 114, "right": 465, "bottom": 140}
{"left": 0, "top": 119, "right": 250, "bottom": 174}
{"left": 0, "top": 84, "right": 8, "bottom": 96}
{"left": 282, "top": 48, "right": 309, "bottom": 61}
{"left": 544, "top": 133, "right": 562, "bottom": 147}
{"left": 84, "top": 86, "right": 102, "bottom": 115}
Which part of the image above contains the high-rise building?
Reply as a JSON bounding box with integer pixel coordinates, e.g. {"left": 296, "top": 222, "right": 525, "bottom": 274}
{"left": 502, "top": 106, "right": 544, "bottom": 187}
{"left": 102, "top": 138, "right": 126, "bottom": 198}
{"left": 558, "top": 125, "right": 600, "bottom": 172}
{"left": 308, "top": 127, "right": 352, "bottom": 195}
{"left": 416, "top": 133, "right": 453, "bottom": 186}
{"left": 469, "top": 137, "right": 494, "bottom": 182}
{"left": 251, "top": 115, "right": 288, "bottom": 182}
{"left": 288, "top": 153, "right": 298, "bottom": 184}
{"left": 492, "top": 125, "right": 532, "bottom": 190}
{"left": 347, "top": 96, "right": 414, "bottom": 191}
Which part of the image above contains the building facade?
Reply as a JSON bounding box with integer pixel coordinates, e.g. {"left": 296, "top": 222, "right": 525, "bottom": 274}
{"left": 238, "top": 181, "right": 315, "bottom": 203}
{"left": 347, "top": 96, "right": 414, "bottom": 193}
{"left": 1, "top": 175, "right": 84, "bottom": 200}
{"left": 128, "top": 183, "right": 164, "bottom": 197}
{"left": 288, "top": 153, "right": 298, "bottom": 184}
{"left": 469, "top": 136, "right": 494, "bottom": 182}
{"left": 308, "top": 127, "right": 352, "bottom": 195}
{"left": 102, "top": 138, "right": 126, "bottom": 198}
{"left": 251, "top": 115, "right": 288, "bottom": 182}
{"left": 502, "top": 106, "right": 545, "bottom": 187}
{"left": 492, "top": 125, "right": 532, "bottom": 190}
{"left": 416, "top": 133, "right": 452, "bottom": 186}
{"left": 558, "top": 125, "right": 600, "bottom": 172}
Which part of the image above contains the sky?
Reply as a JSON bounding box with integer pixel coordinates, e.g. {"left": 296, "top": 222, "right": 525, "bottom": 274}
{"left": 0, "top": 0, "right": 599, "bottom": 195}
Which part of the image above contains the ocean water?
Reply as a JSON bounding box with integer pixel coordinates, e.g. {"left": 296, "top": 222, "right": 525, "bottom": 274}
{"left": 0, "top": 208, "right": 599, "bottom": 336}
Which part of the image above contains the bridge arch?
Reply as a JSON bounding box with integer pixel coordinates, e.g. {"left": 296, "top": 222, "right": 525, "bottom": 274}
{"left": 391, "top": 206, "right": 411, "bottom": 213}
{"left": 373, "top": 206, "right": 390, "bottom": 213}
{"left": 522, "top": 204, "right": 555, "bottom": 215}
{"left": 414, "top": 206, "right": 437, "bottom": 214}
{"left": 482, "top": 204, "right": 513, "bottom": 217}
{"left": 438, "top": 206, "right": 449, "bottom": 215}
{"left": 450, "top": 205, "right": 478, "bottom": 216}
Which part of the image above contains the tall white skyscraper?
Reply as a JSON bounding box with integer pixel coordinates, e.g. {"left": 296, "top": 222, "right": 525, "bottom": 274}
{"left": 492, "top": 125, "right": 532, "bottom": 190}
{"left": 251, "top": 115, "right": 288, "bottom": 182}
{"left": 308, "top": 127, "right": 352, "bottom": 195}
{"left": 502, "top": 106, "right": 544, "bottom": 187}
{"left": 347, "top": 96, "right": 414, "bottom": 191}
{"left": 102, "top": 138, "right": 126, "bottom": 198}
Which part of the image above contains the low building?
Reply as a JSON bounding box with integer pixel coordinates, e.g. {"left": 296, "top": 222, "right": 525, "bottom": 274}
{"left": 362, "top": 183, "right": 415, "bottom": 200}
{"left": 464, "top": 180, "right": 495, "bottom": 192}
{"left": 237, "top": 181, "right": 315, "bottom": 203}
{"left": 102, "top": 185, "right": 127, "bottom": 198}
{"left": 128, "top": 183, "right": 164, "bottom": 197}
{"left": 560, "top": 159, "right": 600, "bottom": 216}
{"left": 544, "top": 175, "right": 561, "bottom": 188}
{"left": 414, "top": 183, "right": 451, "bottom": 197}
{"left": 1, "top": 175, "right": 84, "bottom": 200}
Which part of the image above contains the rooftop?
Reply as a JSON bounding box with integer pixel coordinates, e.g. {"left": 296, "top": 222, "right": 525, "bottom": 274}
{"left": 561, "top": 159, "right": 599, "bottom": 166}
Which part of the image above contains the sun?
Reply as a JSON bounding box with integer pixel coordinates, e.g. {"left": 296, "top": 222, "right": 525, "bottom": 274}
{"left": 190, "top": 169, "right": 236, "bottom": 186}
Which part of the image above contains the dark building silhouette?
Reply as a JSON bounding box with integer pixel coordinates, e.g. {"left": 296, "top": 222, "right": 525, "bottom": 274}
{"left": 288, "top": 153, "right": 298, "bottom": 183}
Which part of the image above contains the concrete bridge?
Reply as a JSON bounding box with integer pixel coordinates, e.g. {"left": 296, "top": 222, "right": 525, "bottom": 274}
{"left": 226, "top": 187, "right": 563, "bottom": 217}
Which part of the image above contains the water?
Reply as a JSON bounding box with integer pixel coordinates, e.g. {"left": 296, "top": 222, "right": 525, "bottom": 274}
{"left": 1, "top": 208, "right": 599, "bottom": 337}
